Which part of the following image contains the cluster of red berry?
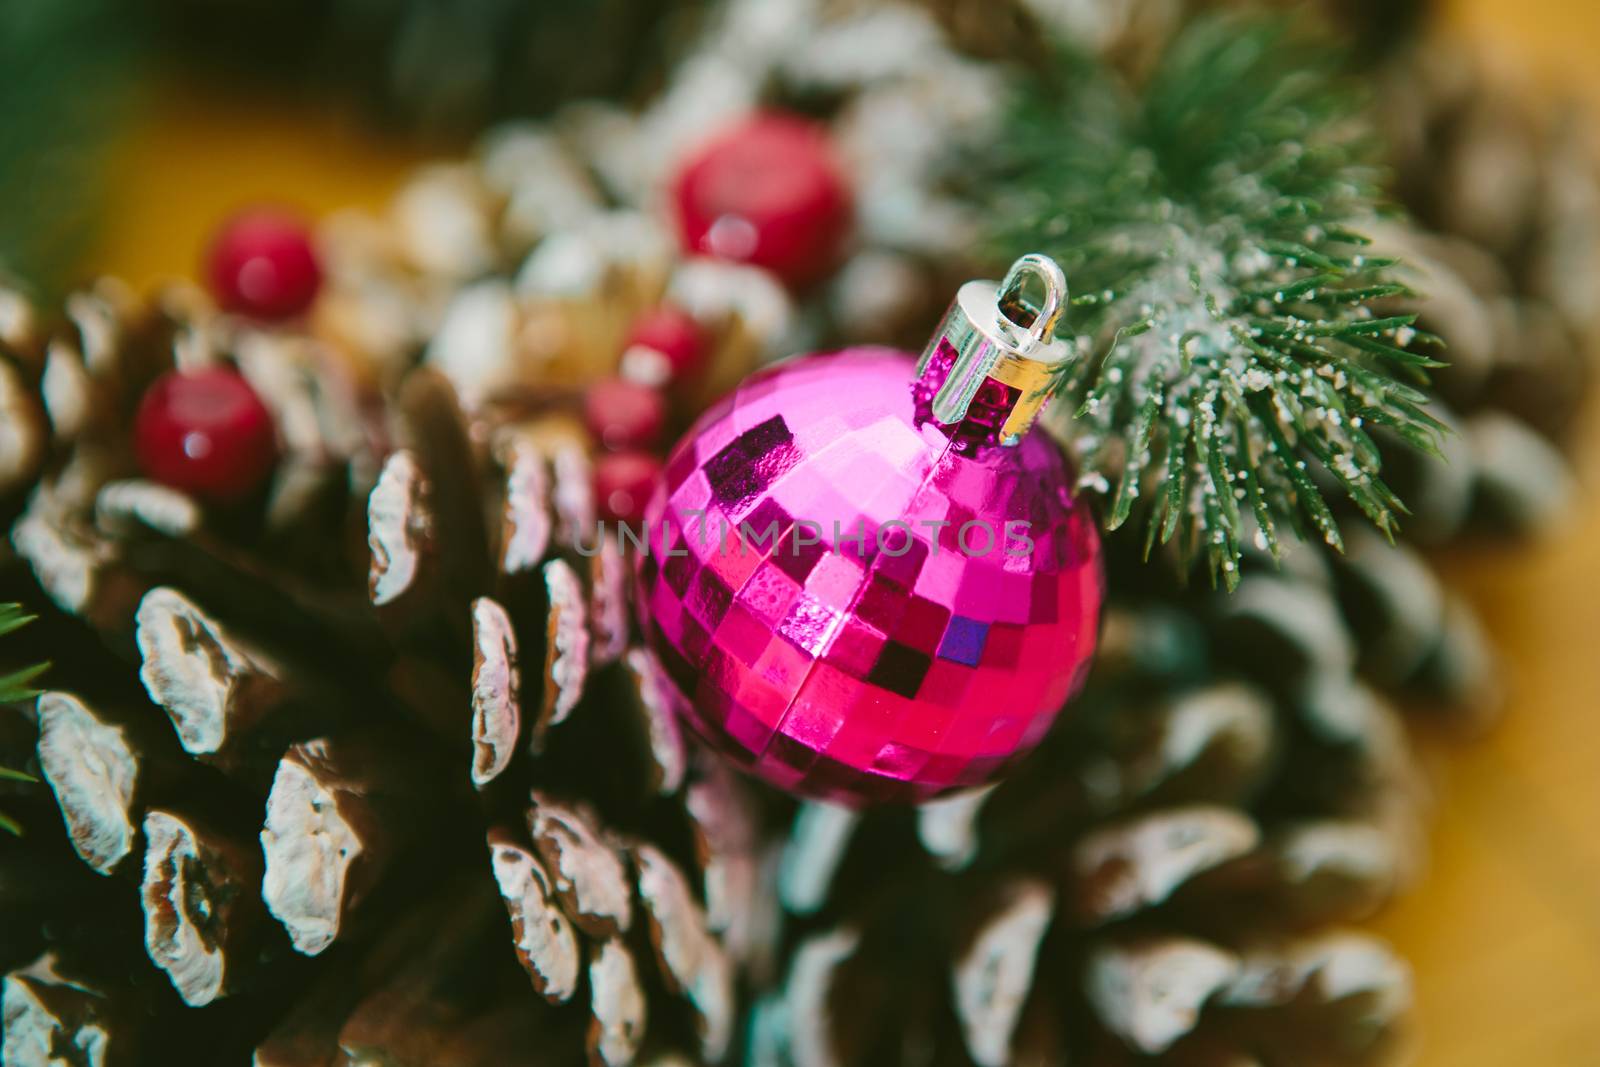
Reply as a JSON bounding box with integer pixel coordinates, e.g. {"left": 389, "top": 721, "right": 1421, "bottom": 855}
{"left": 586, "top": 308, "right": 704, "bottom": 525}
{"left": 133, "top": 210, "right": 317, "bottom": 503}
{"left": 134, "top": 111, "right": 853, "bottom": 521}
{"left": 593, "top": 112, "right": 853, "bottom": 524}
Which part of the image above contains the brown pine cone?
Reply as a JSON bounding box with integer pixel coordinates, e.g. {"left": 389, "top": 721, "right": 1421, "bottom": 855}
{"left": 1356, "top": 33, "right": 1595, "bottom": 549}
{"left": 744, "top": 535, "right": 1430, "bottom": 1066}
{"left": 0, "top": 280, "right": 764, "bottom": 1066}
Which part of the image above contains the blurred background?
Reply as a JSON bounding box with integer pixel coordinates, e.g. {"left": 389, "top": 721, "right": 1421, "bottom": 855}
{"left": 1, "top": 1, "right": 1596, "bottom": 1065}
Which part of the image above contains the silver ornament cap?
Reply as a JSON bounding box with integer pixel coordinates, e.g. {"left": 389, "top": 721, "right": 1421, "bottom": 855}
{"left": 916, "top": 253, "right": 1073, "bottom": 445}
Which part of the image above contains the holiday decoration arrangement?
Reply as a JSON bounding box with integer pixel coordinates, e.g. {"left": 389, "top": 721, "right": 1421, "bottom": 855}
{"left": 1, "top": 0, "right": 1595, "bottom": 1065}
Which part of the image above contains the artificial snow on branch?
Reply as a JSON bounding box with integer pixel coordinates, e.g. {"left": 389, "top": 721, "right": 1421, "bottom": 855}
{"left": 986, "top": 14, "right": 1447, "bottom": 586}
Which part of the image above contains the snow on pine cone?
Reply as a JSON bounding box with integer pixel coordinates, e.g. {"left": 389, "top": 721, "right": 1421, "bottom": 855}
{"left": 0, "top": 282, "right": 766, "bottom": 1067}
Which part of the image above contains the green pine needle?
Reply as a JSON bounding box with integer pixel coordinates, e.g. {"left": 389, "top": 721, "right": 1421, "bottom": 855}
{"left": 0, "top": 603, "right": 34, "bottom": 639}
{"left": 1, "top": 602, "right": 47, "bottom": 837}
{"left": 984, "top": 13, "right": 1444, "bottom": 588}
{"left": 0, "top": 661, "right": 49, "bottom": 706}
{"left": 0, "top": 602, "right": 47, "bottom": 706}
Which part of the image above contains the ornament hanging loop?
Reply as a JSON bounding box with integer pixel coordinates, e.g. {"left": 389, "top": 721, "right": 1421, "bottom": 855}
{"left": 917, "top": 252, "right": 1075, "bottom": 446}
{"left": 996, "top": 253, "right": 1068, "bottom": 350}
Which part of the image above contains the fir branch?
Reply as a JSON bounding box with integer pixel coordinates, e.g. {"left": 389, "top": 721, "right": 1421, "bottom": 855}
{"left": 984, "top": 13, "right": 1444, "bottom": 587}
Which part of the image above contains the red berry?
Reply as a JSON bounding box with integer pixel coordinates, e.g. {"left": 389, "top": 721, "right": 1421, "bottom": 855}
{"left": 135, "top": 369, "right": 278, "bottom": 502}
{"left": 206, "top": 209, "right": 323, "bottom": 320}
{"left": 595, "top": 452, "right": 663, "bottom": 525}
{"left": 584, "top": 378, "right": 666, "bottom": 452}
{"left": 621, "top": 305, "right": 708, "bottom": 386}
{"left": 671, "top": 113, "right": 853, "bottom": 289}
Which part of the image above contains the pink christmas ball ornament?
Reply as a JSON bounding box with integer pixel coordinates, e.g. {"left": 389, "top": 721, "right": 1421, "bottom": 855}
{"left": 635, "top": 255, "right": 1104, "bottom": 804}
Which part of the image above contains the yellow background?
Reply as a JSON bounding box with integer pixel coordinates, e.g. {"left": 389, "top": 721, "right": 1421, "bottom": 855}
{"left": 85, "top": 2, "right": 1600, "bottom": 1063}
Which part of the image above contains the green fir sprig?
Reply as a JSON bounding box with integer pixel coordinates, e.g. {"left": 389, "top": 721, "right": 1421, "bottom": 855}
{"left": 1, "top": 603, "right": 47, "bottom": 837}
{"left": 986, "top": 13, "right": 1446, "bottom": 588}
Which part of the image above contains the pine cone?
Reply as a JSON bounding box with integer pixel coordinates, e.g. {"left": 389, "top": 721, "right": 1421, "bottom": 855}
{"left": 1364, "top": 34, "right": 1596, "bottom": 542}
{"left": 0, "top": 279, "right": 763, "bottom": 1066}
{"left": 740, "top": 529, "right": 1436, "bottom": 1065}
